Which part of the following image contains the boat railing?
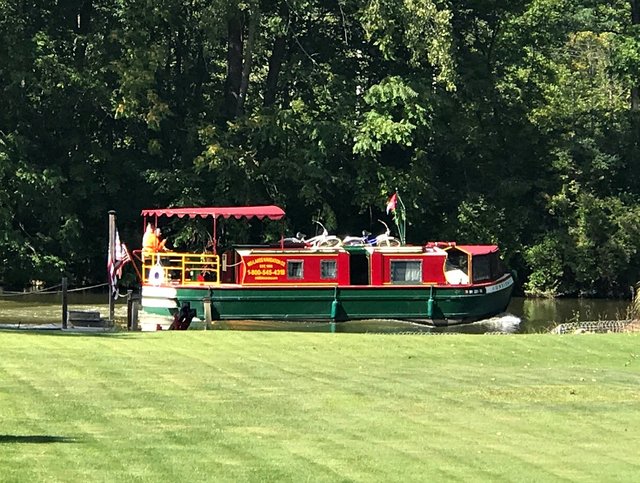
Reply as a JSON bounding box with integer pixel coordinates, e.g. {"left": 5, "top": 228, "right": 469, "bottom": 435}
{"left": 141, "top": 251, "right": 221, "bottom": 286}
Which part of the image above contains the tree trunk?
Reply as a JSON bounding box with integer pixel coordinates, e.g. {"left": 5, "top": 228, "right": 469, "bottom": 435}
{"left": 632, "top": 0, "right": 639, "bottom": 111}
{"left": 224, "top": 10, "right": 243, "bottom": 120}
{"left": 174, "top": 24, "right": 185, "bottom": 121}
{"left": 73, "top": 0, "right": 92, "bottom": 66}
{"left": 264, "top": 36, "right": 286, "bottom": 107}
{"left": 236, "top": 9, "right": 259, "bottom": 117}
{"left": 263, "top": 0, "right": 289, "bottom": 108}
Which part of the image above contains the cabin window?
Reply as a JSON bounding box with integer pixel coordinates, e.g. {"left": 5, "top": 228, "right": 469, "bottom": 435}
{"left": 490, "top": 254, "right": 506, "bottom": 278}
{"left": 444, "top": 249, "right": 470, "bottom": 284}
{"left": 321, "top": 260, "right": 337, "bottom": 279}
{"left": 446, "top": 250, "right": 468, "bottom": 273}
{"left": 287, "top": 260, "right": 304, "bottom": 279}
{"left": 390, "top": 260, "right": 422, "bottom": 283}
{"left": 472, "top": 255, "right": 491, "bottom": 282}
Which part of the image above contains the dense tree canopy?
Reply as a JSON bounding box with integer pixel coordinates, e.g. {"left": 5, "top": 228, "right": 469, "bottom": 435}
{"left": 1, "top": 0, "right": 639, "bottom": 296}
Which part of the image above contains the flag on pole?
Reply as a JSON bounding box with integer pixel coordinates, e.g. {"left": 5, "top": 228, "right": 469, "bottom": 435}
{"left": 384, "top": 189, "right": 406, "bottom": 245}
{"left": 386, "top": 193, "right": 398, "bottom": 215}
{"left": 108, "top": 229, "right": 131, "bottom": 296}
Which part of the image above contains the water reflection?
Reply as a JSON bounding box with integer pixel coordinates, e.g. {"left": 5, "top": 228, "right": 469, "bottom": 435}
{"left": 509, "top": 297, "right": 631, "bottom": 333}
{"left": 0, "top": 292, "right": 632, "bottom": 334}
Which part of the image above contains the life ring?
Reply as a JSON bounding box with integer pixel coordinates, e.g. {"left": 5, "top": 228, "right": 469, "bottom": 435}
{"left": 149, "top": 265, "right": 165, "bottom": 285}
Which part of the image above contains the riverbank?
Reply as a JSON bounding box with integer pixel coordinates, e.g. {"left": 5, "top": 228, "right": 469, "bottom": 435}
{"left": 1, "top": 331, "right": 639, "bottom": 481}
{"left": 0, "top": 293, "right": 634, "bottom": 334}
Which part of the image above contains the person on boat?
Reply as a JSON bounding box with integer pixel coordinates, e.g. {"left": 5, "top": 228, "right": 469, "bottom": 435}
{"left": 142, "top": 224, "right": 169, "bottom": 256}
{"left": 142, "top": 223, "right": 155, "bottom": 256}
{"left": 154, "top": 227, "right": 169, "bottom": 251}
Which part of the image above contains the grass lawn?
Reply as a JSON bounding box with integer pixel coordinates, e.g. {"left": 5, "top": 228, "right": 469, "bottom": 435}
{"left": 1, "top": 330, "right": 639, "bottom": 482}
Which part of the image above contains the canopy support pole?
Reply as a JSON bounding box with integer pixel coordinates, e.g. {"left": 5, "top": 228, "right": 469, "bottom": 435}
{"left": 213, "top": 217, "right": 217, "bottom": 254}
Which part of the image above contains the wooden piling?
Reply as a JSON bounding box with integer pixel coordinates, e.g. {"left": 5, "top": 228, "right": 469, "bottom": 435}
{"left": 127, "top": 290, "right": 133, "bottom": 330}
{"left": 203, "top": 298, "right": 212, "bottom": 330}
{"left": 61, "top": 277, "right": 68, "bottom": 329}
{"left": 126, "top": 291, "right": 140, "bottom": 331}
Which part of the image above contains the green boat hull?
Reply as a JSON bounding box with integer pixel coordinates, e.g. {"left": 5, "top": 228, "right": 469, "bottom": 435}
{"left": 141, "top": 274, "right": 514, "bottom": 326}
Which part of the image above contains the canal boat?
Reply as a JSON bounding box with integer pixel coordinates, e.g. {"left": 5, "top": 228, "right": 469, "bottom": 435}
{"left": 135, "top": 206, "right": 514, "bottom": 327}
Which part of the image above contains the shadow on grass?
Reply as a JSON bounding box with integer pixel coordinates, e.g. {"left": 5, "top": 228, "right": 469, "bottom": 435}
{"left": 0, "top": 434, "right": 79, "bottom": 444}
{"left": 0, "top": 328, "right": 144, "bottom": 338}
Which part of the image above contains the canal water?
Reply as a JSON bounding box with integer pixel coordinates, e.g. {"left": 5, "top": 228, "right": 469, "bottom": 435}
{"left": 0, "top": 291, "right": 632, "bottom": 334}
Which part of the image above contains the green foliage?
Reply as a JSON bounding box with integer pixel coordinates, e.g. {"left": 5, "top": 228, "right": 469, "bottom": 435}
{"left": 0, "top": 0, "right": 639, "bottom": 297}
{"left": 524, "top": 235, "right": 565, "bottom": 297}
{"left": 353, "top": 76, "right": 431, "bottom": 155}
{"left": 525, "top": 186, "right": 640, "bottom": 296}
{"left": 361, "top": 0, "right": 456, "bottom": 90}
{"left": 456, "top": 196, "right": 504, "bottom": 245}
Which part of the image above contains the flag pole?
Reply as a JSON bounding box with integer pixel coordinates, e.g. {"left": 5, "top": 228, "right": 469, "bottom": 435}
{"left": 394, "top": 189, "right": 406, "bottom": 245}
{"left": 108, "top": 210, "right": 116, "bottom": 324}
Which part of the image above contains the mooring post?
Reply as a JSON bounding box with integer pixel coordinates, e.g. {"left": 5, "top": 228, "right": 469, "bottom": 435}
{"left": 61, "top": 277, "right": 68, "bottom": 329}
{"left": 126, "top": 290, "right": 133, "bottom": 331}
{"left": 131, "top": 294, "right": 139, "bottom": 331}
{"left": 108, "top": 210, "right": 116, "bottom": 325}
{"left": 203, "top": 297, "right": 212, "bottom": 330}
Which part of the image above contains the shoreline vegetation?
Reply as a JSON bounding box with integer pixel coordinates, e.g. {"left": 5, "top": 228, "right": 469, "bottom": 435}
{"left": 2, "top": 2, "right": 640, "bottom": 300}
{"left": 1, "top": 331, "right": 639, "bottom": 481}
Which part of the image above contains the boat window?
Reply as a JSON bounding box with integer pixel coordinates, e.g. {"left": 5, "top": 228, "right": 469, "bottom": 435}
{"left": 445, "top": 249, "right": 469, "bottom": 284}
{"left": 490, "top": 253, "right": 506, "bottom": 277}
{"left": 446, "top": 250, "right": 468, "bottom": 272}
{"left": 390, "top": 260, "right": 422, "bottom": 283}
{"left": 472, "top": 255, "right": 491, "bottom": 282}
{"left": 321, "top": 260, "right": 337, "bottom": 279}
{"left": 287, "top": 260, "right": 304, "bottom": 279}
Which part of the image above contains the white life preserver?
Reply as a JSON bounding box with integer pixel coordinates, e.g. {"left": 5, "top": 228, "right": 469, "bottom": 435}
{"left": 149, "top": 264, "right": 165, "bottom": 285}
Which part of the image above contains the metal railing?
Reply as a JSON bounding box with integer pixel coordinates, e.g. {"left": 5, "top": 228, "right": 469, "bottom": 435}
{"left": 142, "top": 252, "right": 221, "bottom": 286}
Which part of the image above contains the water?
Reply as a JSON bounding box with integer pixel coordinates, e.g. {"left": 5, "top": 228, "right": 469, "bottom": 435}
{"left": 0, "top": 292, "right": 632, "bottom": 334}
{"left": 509, "top": 297, "right": 632, "bottom": 333}
{"left": 0, "top": 291, "right": 128, "bottom": 328}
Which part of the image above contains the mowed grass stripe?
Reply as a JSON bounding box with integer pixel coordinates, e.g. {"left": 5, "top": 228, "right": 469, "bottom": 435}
{"left": 12, "top": 332, "right": 632, "bottom": 483}
{"left": 1, "top": 331, "right": 639, "bottom": 482}
{"left": 25, "top": 335, "right": 219, "bottom": 481}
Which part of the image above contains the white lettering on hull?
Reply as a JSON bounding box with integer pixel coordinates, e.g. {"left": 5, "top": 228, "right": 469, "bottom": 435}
{"left": 485, "top": 276, "right": 514, "bottom": 294}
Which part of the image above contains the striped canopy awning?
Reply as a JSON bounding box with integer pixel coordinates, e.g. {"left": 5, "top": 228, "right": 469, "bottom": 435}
{"left": 141, "top": 205, "right": 285, "bottom": 220}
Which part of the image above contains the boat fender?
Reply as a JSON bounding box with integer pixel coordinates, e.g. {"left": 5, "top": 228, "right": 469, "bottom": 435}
{"left": 149, "top": 265, "right": 165, "bottom": 285}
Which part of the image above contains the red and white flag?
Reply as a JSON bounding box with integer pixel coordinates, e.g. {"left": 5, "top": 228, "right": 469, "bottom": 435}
{"left": 386, "top": 193, "right": 398, "bottom": 214}
{"left": 108, "top": 229, "right": 131, "bottom": 296}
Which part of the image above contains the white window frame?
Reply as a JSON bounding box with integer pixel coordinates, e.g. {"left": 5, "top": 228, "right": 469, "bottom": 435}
{"left": 320, "top": 259, "right": 337, "bottom": 279}
{"left": 390, "top": 260, "right": 422, "bottom": 284}
{"left": 287, "top": 260, "right": 304, "bottom": 279}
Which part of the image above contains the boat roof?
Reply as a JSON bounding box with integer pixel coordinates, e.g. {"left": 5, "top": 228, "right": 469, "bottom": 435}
{"left": 141, "top": 205, "right": 286, "bottom": 220}
{"left": 451, "top": 245, "right": 499, "bottom": 255}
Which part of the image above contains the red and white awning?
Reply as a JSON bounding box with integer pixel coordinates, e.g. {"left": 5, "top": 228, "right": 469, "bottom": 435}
{"left": 141, "top": 205, "right": 285, "bottom": 220}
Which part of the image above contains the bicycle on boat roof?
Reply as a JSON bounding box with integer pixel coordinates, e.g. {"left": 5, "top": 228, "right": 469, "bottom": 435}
{"left": 283, "top": 221, "right": 343, "bottom": 248}
{"left": 283, "top": 220, "right": 401, "bottom": 248}
{"left": 342, "top": 220, "right": 401, "bottom": 247}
